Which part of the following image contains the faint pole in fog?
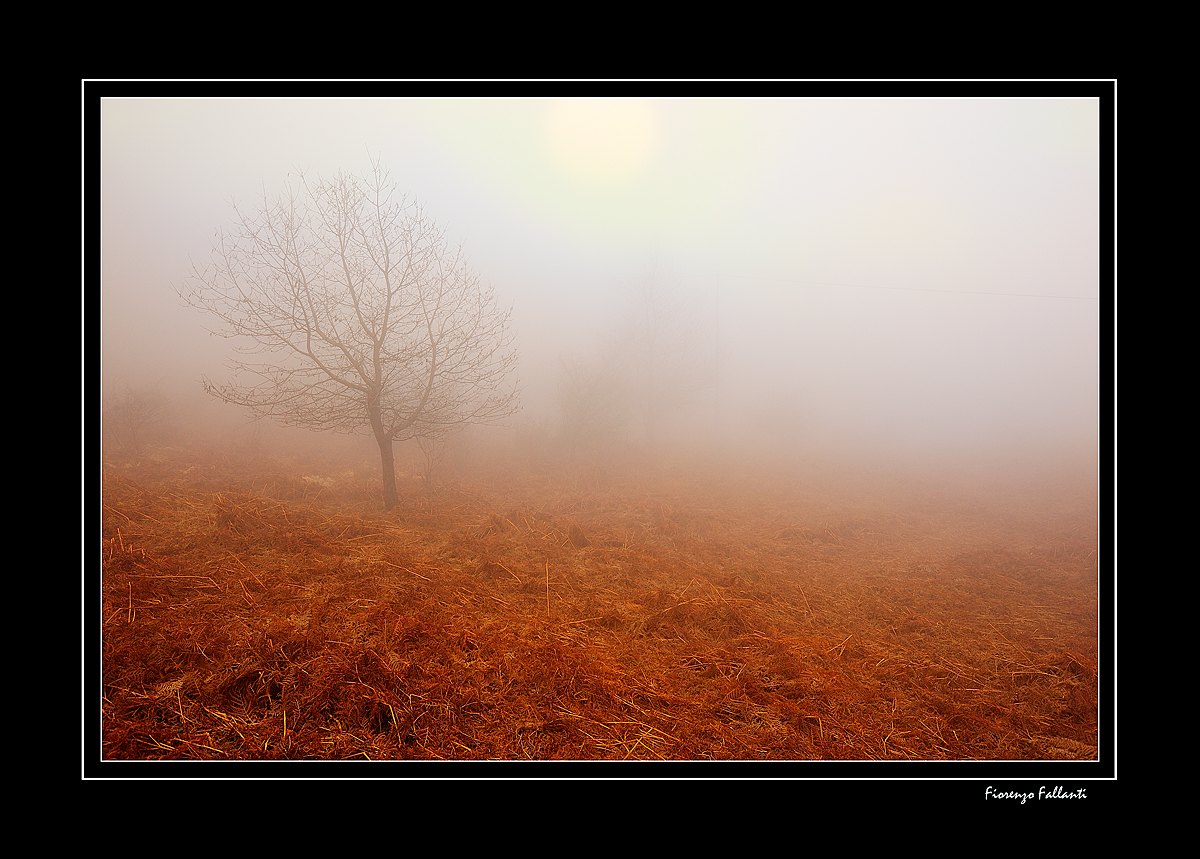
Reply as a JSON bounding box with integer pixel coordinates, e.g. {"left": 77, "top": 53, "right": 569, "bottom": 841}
{"left": 712, "top": 279, "right": 723, "bottom": 478}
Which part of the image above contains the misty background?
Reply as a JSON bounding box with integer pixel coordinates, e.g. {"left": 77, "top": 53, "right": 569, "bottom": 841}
{"left": 99, "top": 98, "right": 1101, "bottom": 477}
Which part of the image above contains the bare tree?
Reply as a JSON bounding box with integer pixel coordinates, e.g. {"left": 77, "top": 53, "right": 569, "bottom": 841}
{"left": 555, "top": 354, "right": 629, "bottom": 463}
{"left": 616, "top": 264, "right": 717, "bottom": 449}
{"left": 103, "top": 384, "right": 173, "bottom": 455}
{"left": 415, "top": 433, "right": 451, "bottom": 494}
{"left": 178, "top": 157, "right": 520, "bottom": 510}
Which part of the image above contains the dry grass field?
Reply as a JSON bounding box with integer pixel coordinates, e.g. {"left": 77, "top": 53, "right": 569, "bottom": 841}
{"left": 99, "top": 440, "right": 1101, "bottom": 764}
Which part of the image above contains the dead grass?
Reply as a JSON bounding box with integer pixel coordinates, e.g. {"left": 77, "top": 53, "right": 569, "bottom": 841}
{"left": 100, "top": 446, "right": 1100, "bottom": 761}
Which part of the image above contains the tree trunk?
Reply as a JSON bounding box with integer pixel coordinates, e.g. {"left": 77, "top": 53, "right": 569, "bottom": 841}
{"left": 376, "top": 431, "right": 399, "bottom": 510}
{"left": 367, "top": 393, "right": 399, "bottom": 511}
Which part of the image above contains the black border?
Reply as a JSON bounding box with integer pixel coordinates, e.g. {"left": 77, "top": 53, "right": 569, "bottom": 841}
{"left": 84, "top": 81, "right": 1116, "bottom": 794}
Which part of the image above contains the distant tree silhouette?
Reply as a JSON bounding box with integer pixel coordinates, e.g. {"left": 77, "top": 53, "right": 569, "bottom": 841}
{"left": 103, "top": 384, "right": 173, "bottom": 455}
{"left": 555, "top": 354, "right": 628, "bottom": 463}
{"left": 616, "top": 265, "right": 717, "bottom": 449}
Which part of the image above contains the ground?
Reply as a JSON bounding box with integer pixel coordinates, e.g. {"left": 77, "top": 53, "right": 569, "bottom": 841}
{"left": 99, "top": 440, "right": 1100, "bottom": 763}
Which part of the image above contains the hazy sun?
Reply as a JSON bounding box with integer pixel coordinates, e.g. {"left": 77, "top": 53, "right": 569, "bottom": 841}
{"left": 544, "top": 100, "right": 659, "bottom": 189}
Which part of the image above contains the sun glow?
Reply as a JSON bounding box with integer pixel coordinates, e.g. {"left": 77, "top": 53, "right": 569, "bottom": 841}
{"left": 544, "top": 99, "right": 659, "bottom": 189}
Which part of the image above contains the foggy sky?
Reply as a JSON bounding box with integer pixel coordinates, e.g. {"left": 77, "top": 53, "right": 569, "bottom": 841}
{"left": 99, "top": 96, "right": 1103, "bottom": 467}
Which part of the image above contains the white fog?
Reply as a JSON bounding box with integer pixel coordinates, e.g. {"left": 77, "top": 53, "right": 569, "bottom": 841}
{"left": 100, "top": 96, "right": 1101, "bottom": 476}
